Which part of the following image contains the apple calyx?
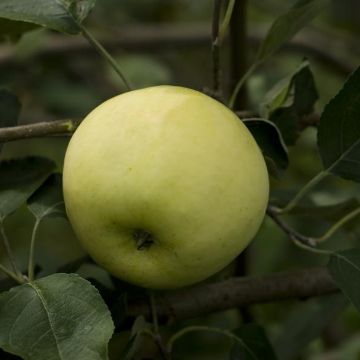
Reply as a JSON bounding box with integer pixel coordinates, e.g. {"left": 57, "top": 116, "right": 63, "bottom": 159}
{"left": 133, "top": 229, "right": 154, "bottom": 250}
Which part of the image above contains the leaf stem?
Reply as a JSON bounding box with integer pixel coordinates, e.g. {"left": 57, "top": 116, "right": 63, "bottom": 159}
{"left": 228, "top": 62, "right": 258, "bottom": 109}
{"left": 149, "top": 290, "right": 159, "bottom": 335}
{"left": 277, "top": 170, "right": 329, "bottom": 214}
{"left": 141, "top": 329, "right": 171, "bottom": 360}
{"left": 148, "top": 291, "right": 171, "bottom": 359}
{"left": 0, "top": 220, "right": 22, "bottom": 278}
{"left": 219, "top": 0, "right": 236, "bottom": 43}
{"left": 291, "top": 237, "right": 333, "bottom": 256}
{"left": 28, "top": 218, "right": 41, "bottom": 282}
{"left": 316, "top": 207, "right": 360, "bottom": 243}
{"left": 0, "top": 263, "right": 24, "bottom": 284}
{"left": 167, "top": 325, "right": 255, "bottom": 356}
{"left": 80, "top": 25, "right": 131, "bottom": 92}
{"left": 267, "top": 206, "right": 332, "bottom": 255}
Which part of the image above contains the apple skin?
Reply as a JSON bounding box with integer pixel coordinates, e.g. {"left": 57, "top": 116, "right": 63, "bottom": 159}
{"left": 63, "top": 86, "right": 269, "bottom": 289}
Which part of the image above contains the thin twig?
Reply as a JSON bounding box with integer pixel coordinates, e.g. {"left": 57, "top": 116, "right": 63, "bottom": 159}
{"left": 0, "top": 25, "right": 355, "bottom": 75}
{"left": 266, "top": 206, "right": 331, "bottom": 256}
{"left": 212, "top": 0, "right": 222, "bottom": 96}
{"left": 229, "top": 0, "right": 253, "bottom": 323}
{"left": 0, "top": 111, "right": 321, "bottom": 143}
{"left": 229, "top": 0, "right": 249, "bottom": 110}
{"left": 267, "top": 206, "right": 332, "bottom": 256}
{"left": 299, "top": 112, "right": 321, "bottom": 130}
{"left": 0, "top": 119, "right": 79, "bottom": 143}
{"left": 28, "top": 218, "right": 41, "bottom": 282}
{"left": 267, "top": 206, "right": 316, "bottom": 246}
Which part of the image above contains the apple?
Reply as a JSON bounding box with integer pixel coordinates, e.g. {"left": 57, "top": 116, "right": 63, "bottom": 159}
{"left": 63, "top": 86, "right": 269, "bottom": 289}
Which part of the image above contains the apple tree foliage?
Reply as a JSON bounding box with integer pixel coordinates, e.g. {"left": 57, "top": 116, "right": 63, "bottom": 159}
{"left": 0, "top": 0, "right": 359, "bottom": 359}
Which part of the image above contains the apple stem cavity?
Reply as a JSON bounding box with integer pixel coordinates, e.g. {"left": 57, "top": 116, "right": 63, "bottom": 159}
{"left": 133, "top": 229, "right": 154, "bottom": 250}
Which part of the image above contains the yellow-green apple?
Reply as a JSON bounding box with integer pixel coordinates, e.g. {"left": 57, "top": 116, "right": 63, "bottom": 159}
{"left": 63, "top": 86, "right": 269, "bottom": 289}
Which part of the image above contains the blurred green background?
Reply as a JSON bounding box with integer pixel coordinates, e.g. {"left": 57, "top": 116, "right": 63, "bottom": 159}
{"left": 1, "top": 0, "right": 360, "bottom": 359}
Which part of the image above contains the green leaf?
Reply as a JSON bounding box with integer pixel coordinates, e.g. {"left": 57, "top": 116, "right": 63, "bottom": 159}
{"left": 328, "top": 249, "right": 360, "bottom": 313}
{"left": 0, "top": 157, "right": 56, "bottom": 220}
{"left": 271, "top": 110, "right": 300, "bottom": 146}
{"left": 243, "top": 118, "right": 288, "bottom": 177}
{"left": 230, "top": 324, "right": 277, "bottom": 360}
{"left": 122, "top": 316, "right": 151, "bottom": 360}
{"left": 27, "top": 173, "right": 66, "bottom": 220}
{"left": 274, "top": 294, "right": 347, "bottom": 360}
{"left": 318, "top": 66, "right": 360, "bottom": 182}
{"left": 0, "top": 89, "right": 20, "bottom": 153}
{"left": 256, "top": 0, "right": 329, "bottom": 62}
{"left": 260, "top": 76, "right": 293, "bottom": 119}
{"left": 0, "top": 273, "right": 114, "bottom": 360}
{"left": 261, "top": 61, "right": 316, "bottom": 117}
{"left": 65, "top": 0, "right": 97, "bottom": 24}
{"left": 266, "top": 61, "right": 318, "bottom": 145}
{"left": 0, "top": 0, "right": 96, "bottom": 35}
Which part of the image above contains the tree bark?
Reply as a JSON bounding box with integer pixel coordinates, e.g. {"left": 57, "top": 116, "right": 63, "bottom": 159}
{"left": 127, "top": 267, "right": 338, "bottom": 323}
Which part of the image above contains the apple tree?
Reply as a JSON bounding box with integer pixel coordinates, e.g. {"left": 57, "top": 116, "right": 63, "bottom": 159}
{"left": 0, "top": 0, "right": 360, "bottom": 359}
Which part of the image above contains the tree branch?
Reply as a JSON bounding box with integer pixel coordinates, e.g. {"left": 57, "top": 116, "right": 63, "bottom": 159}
{"left": 212, "top": 0, "right": 222, "bottom": 96}
{"left": 0, "top": 111, "right": 320, "bottom": 143}
{"left": 1, "top": 25, "right": 355, "bottom": 75}
{"left": 127, "top": 267, "right": 338, "bottom": 323}
{"left": 0, "top": 119, "right": 79, "bottom": 142}
{"left": 267, "top": 206, "right": 317, "bottom": 247}
{"left": 229, "top": 0, "right": 248, "bottom": 109}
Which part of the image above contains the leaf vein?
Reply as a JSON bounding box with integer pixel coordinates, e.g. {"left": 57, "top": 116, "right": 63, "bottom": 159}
{"left": 30, "top": 282, "right": 63, "bottom": 360}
